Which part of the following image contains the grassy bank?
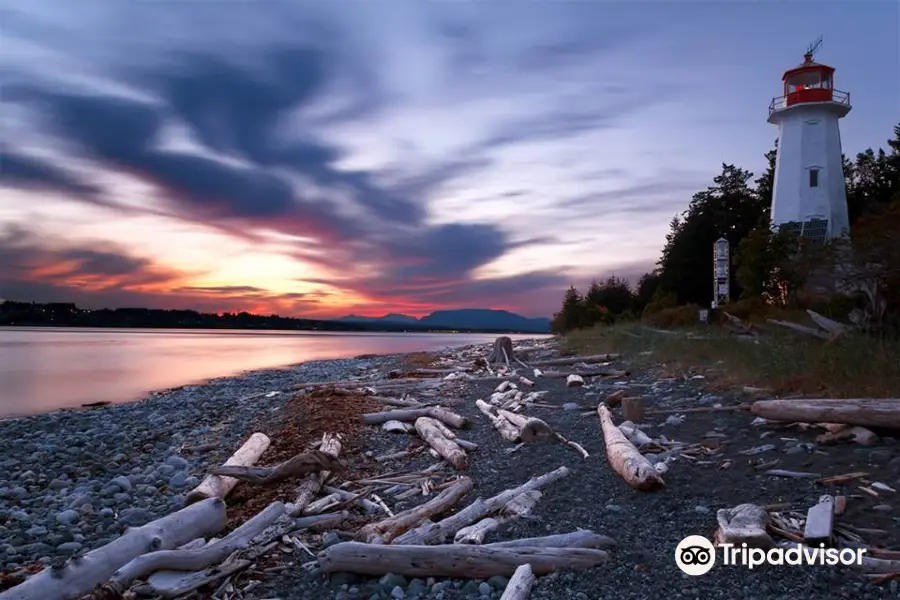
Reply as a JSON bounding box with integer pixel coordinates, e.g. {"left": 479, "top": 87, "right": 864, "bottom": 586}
{"left": 564, "top": 321, "right": 900, "bottom": 398}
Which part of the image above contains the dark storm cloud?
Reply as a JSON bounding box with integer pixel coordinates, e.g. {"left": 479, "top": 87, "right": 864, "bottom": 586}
{"left": 0, "top": 225, "right": 184, "bottom": 288}
{"left": 0, "top": 148, "right": 101, "bottom": 199}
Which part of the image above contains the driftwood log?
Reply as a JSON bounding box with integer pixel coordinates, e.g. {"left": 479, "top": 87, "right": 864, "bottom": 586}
{"left": 751, "top": 398, "right": 900, "bottom": 430}
{"left": 453, "top": 491, "right": 541, "bottom": 544}
{"left": 487, "top": 531, "right": 616, "bottom": 550}
{"left": 185, "top": 432, "right": 270, "bottom": 504}
{"left": 0, "top": 498, "right": 226, "bottom": 600}
{"left": 415, "top": 417, "right": 468, "bottom": 469}
{"left": 318, "top": 542, "right": 609, "bottom": 578}
{"left": 362, "top": 407, "right": 469, "bottom": 429}
{"left": 207, "top": 450, "right": 344, "bottom": 485}
{"left": 530, "top": 354, "right": 619, "bottom": 367}
{"left": 393, "top": 466, "right": 570, "bottom": 545}
{"left": 290, "top": 433, "right": 342, "bottom": 516}
{"left": 105, "top": 502, "right": 286, "bottom": 593}
{"left": 146, "top": 511, "right": 348, "bottom": 598}
{"left": 358, "top": 477, "right": 474, "bottom": 543}
{"left": 476, "top": 399, "right": 521, "bottom": 442}
{"left": 597, "top": 405, "right": 664, "bottom": 492}
{"left": 500, "top": 564, "right": 535, "bottom": 600}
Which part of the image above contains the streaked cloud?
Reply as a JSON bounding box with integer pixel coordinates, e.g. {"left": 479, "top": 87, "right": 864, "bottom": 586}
{"left": 1, "top": 0, "right": 895, "bottom": 317}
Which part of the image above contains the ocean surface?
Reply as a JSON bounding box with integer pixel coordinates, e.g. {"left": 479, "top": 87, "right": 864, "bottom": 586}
{"left": 0, "top": 327, "right": 547, "bottom": 418}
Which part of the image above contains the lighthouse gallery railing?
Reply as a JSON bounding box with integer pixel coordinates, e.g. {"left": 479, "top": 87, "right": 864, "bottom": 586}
{"left": 769, "top": 89, "right": 850, "bottom": 117}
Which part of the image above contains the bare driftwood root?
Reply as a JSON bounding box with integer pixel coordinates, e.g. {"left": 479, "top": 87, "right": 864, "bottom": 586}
{"left": 597, "top": 405, "right": 664, "bottom": 492}
{"left": 394, "top": 466, "right": 570, "bottom": 545}
{"left": 106, "top": 501, "right": 286, "bottom": 592}
{"left": 362, "top": 407, "right": 469, "bottom": 429}
{"left": 318, "top": 542, "right": 609, "bottom": 578}
{"left": 290, "top": 433, "right": 343, "bottom": 516}
{"left": 185, "top": 432, "right": 271, "bottom": 504}
{"left": 208, "top": 450, "right": 345, "bottom": 485}
{"left": 500, "top": 564, "right": 535, "bottom": 600}
{"left": 3, "top": 498, "right": 226, "bottom": 600}
{"left": 750, "top": 399, "right": 900, "bottom": 430}
{"left": 415, "top": 417, "right": 468, "bottom": 470}
{"left": 358, "top": 477, "right": 474, "bottom": 543}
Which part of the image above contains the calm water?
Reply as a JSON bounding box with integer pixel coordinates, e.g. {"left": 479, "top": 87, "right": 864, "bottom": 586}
{"left": 0, "top": 327, "right": 547, "bottom": 418}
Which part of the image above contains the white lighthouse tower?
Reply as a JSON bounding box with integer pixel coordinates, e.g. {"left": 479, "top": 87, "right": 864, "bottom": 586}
{"left": 768, "top": 38, "right": 851, "bottom": 241}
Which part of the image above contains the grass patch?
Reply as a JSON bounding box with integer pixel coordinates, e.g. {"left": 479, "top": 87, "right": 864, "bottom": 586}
{"left": 564, "top": 321, "right": 900, "bottom": 398}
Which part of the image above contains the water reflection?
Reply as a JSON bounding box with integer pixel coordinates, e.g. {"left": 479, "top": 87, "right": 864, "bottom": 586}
{"left": 0, "top": 327, "right": 547, "bottom": 417}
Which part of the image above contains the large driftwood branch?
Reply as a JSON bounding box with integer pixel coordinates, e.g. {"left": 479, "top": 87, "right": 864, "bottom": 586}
{"left": 500, "top": 410, "right": 589, "bottom": 459}
{"left": 106, "top": 501, "right": 285, "bottom": 592}
{"left": 362, "top": 407, "right": 469, "bottom": 429}
{"left": 185, "top": 432, "right": 270, "bottom": 504}
{"left": 751, "top": 399, "right": 900, "bottom": 430}
{"left": 393, "top": 466, "right": 570, "bottom": 545}
{"left": 500, "top": 564, "right": 535, "bottom": 600}
{"left": 290, "top": 433, "right": 342, "bottom": 516}
{"left": 476, "top": 399, "right": 521, "bottom": 442}
{"left": 453, "top": 491, "right": 541, "bottom": 544}
{"left": 543, "top": 369, "right": 628, "bottom": 379}
{"left": 767, "top": 318, "right": 831, "bottom": 339}
{"left": 806, "top": 310, "right": 850, "bottom": 336}
{"left": 357, "top": 477, "right": 473, "bottom": 543}
{"left": 530, "top": 354, "right": 619, "bottom": 367}
{"left": 146, "top": 557, "right": 250, "bottom": 600}
{"left": 487, "top": 531, "right": 616, "bottom": 550}
{"left": 2, "top": 499, "right": 226, "bottom": 600}
{"left": 318, "top": 542, "right": 609, "bottom": 578}
{"left": 597, "top": 405, "right": 664, "bottom": 492}
{"left": 207, "top": 449, "right": 344, "bottom": 485}
{"left": 143, "top": 512, "right": 348, "bottom": 599}
{"left": 415, "top": 417, "right": 468, "bottom": 470}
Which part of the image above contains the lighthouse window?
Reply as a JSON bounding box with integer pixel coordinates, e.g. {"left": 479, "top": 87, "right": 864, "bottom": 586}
{"left": 809, "top": 169, "right": 819, "bottom": 187}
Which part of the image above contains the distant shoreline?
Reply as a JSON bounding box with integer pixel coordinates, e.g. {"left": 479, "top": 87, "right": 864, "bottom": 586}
{"left": 0, "top": 323, "right": 552, "bottom": 335}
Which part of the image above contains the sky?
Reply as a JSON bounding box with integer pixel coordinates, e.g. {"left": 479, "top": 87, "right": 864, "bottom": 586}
{"left": 1, "top": 0, "right": 898, "bottom": 319}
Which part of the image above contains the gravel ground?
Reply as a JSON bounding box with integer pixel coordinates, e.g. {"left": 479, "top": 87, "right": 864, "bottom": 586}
{"left": 253, "top": 356, "right": 900, "bottom": 600}
{"left": 2, "top": 342, "right": 898, "bottom": 599}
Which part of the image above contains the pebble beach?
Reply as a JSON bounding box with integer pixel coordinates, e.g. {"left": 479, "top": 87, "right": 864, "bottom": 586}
{"left": 1, "top": 340, "right": 898, "bottom": 599}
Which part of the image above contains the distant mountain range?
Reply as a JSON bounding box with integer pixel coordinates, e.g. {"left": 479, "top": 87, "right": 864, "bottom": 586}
{"left": 337, "top": 309, "right": 552, "bottom": 333}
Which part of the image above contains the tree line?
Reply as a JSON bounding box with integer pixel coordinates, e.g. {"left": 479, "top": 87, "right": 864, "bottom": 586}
{"left": 552, "top": 123, "right": 900, "bottom": 334}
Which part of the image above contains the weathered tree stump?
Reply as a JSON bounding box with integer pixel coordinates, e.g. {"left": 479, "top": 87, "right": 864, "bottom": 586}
{"left": 488, "top": 336, "right": 514, "bottom": 365}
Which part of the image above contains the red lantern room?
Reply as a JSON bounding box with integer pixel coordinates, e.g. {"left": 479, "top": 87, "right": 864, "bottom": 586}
{"left": 769, "top": 50, "right": 850, "bottom": 118}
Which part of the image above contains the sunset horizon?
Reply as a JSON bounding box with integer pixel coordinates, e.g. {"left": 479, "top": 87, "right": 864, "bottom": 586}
{"left": 2, "top": 1, "right": 897, "bottom": 320}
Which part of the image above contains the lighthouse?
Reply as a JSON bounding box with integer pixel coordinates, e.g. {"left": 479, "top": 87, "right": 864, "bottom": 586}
{"left": 768, "top": 39, "right": 851, "bottom": 241}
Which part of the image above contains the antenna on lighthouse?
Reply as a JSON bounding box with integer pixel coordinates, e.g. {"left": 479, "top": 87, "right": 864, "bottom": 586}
{"left": 805, "top": 35, "right": 823, "bottom": 60}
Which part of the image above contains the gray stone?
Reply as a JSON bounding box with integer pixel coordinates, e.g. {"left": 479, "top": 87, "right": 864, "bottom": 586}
{"left": 56, "top": 541, "right": 83, "bottom": 553}
{"left": 110, "top": 475, "right": 132, "bottom": 492}
{"left": 487, "top": 576, "right": 509, "bottom": 590}
{"left": 379, "top": 573, "right": 407, "bottom": 589}
{"left": 165, "top": 455, "right": 190, "bottom": 470}
{"left": 478, "top": 581, "right": 492, "bottom": 596}
{"left": 55, "top": 510, "right": 78, "bottom": 525}
{"left": 390, "top": 586, "right": 405, "bottom": 599}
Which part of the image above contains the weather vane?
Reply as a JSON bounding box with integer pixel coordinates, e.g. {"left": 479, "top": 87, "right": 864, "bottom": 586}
{"left": 805, "top": 35, "right": 823, "bottom": 59}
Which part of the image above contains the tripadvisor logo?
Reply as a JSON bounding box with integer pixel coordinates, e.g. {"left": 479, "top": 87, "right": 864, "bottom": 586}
{"left": 675, "top": 535, "right": 716, "bottom": 576}
{"left": 675, "top": 535, "right": 868, "bottom": 575}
